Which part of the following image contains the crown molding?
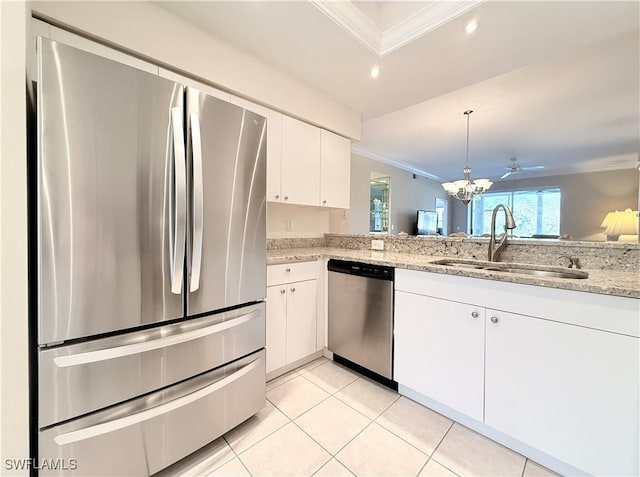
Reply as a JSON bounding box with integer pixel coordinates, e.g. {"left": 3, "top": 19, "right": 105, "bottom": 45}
{"left": 311, "top": 0, "right": 486, "bottom": 58}
{"left": 351, "top": 143, "right": 442, "bottom": 181}
{"left": 381, "top": 0, "right": 487, "bottom": 57}
{"left": 309, "top": 0, "right": 382, "bottom": 55}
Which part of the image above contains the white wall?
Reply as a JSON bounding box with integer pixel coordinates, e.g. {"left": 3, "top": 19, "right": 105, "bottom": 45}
{"left": 0, "top": 0, "right": 30, "bottom": 473}
{"left": 267, "top": 203, "right": 348, "bottom": 238}
{"left": 350, "top": 153, "right": 450, "bottom": 235}
{"left": 30, "top": 1, "right": 361, "bottom": 140}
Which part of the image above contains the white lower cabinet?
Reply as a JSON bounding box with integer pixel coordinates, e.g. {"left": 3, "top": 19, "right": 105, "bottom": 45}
{"left": 394, "top": 291, "right": 485, "bottom": 421}
{"left": 266, "top": 261, "right": 318, "bottom": 375}
{"left": 484, "top": 309, "right": 639, "bottom": 477}
{"left": 394, "top": 269, "right": 639, "bottom": 476}
{"left": 285, "top": 280, "right": 318, "bottom": 363}
{"left": 265, "top": 286, "right": 287, "bottom": 373}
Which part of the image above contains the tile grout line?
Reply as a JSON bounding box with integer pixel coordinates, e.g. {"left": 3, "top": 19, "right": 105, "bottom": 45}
{"left": 289, "top": 418, "right": 337, "bottom": 472}
{"left": 309, "top": 454, "right": 335, "bottom": 477}
{"left": 424, "top": 422, "right": 463, "bottom": 477}
{"left": 332, "top": 455, "right": 357, "bottom": 477}
{"left": 297, "top": 371, "right": 356, "bottom": 396}
{"left": 221, "top": 435, "right": 254, "bottom": 477}
{"left": 415, "top": 456, "right": 431, "bottom": 477}
{"left": 329, "top": 376, "right": 401, "bottom": 422}
{"left": 370, "top": 395, "right": 456, "bottom": 463}
{"left": 297, "top": 362, "right": 360, "bottom": 395}
{"left": 225, "top": 397, "right": 294, "bottom": 459}
{"left": 295, "top": 357, "right": 330, "bottom": 375}
{"left": 265, "top": 370, "right": 301, "bottom": 392}
{"left": 331, "top": 417, "right": 376, "bottom": 458}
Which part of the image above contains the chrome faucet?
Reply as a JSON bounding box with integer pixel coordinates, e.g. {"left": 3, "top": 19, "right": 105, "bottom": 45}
{"left": 488, "top": 204, "right": 517, "bottom": 262}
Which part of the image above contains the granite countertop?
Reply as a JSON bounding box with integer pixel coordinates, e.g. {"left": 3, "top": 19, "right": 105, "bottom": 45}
{"left": 267, "top": 247, "right": 640, "bottom": 299}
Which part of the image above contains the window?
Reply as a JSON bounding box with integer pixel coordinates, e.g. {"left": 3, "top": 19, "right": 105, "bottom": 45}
{"left": 470, "top": 188, "right": 561, "bottom": 237}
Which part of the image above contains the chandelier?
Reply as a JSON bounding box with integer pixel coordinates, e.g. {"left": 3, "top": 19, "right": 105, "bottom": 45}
{"left": 441, "top": 110, "right": 492, "bottom": 205}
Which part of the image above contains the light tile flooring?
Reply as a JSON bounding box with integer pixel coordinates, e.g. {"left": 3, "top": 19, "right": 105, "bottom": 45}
{"left": 169, "top": 358, "right": 559, "bottom": 477}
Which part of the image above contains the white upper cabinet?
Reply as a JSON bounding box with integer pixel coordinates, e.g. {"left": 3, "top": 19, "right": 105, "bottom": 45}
{"left": 229, "top": 96, "right": 283, "bottom": 203}
{"left": 281, "top": 116, "right": 321, "bottom": 207}
{"left": 320, "top": 129, "right": 350, "bottom": 209}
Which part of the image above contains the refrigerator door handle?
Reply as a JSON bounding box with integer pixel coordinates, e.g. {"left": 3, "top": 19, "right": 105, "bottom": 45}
{"left": 53, "top": 309, "right": 260, "bottom": 368}
{"left": 170, "top": 106, "right": 187, "bottom": 295}
{"left": 53, "top": 355, "right": 262, "bottom": 446}
{"left": 189, "top": 111, "right": 204, "bottom": 292}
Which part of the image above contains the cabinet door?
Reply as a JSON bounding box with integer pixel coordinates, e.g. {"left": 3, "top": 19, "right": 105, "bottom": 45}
{"left": 230, "top": 96, "right": 283, "bottom": 203}
{"left": 281, "top": 116, "right": 320, "bottom": 206}
{"left": 266, "top": 286, "right": 287, "bottom": 373}
{"left": 394, "top": 291, "right": 485, "bottom": 421}
{"left": 485, "top": 310, "right": 639, "bottom": 477}
{"left": 286, "top": 279, "right": 318, "bottom": 363}
{"left": 320, "top": 130, "right": 350, "bottom": 209}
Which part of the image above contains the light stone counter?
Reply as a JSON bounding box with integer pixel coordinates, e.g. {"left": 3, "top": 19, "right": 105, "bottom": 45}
{"left": 267, "top": 247, "right": 640, "bottom": 299}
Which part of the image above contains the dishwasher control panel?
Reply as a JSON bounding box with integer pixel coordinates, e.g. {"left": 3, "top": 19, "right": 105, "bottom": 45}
{"left": 327, "top": 259, "right": 394, "bottom": 281}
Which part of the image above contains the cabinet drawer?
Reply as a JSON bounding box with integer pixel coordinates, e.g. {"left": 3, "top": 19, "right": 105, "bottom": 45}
{"left": 267, "top": 260, "right": 318, "bottom": 286}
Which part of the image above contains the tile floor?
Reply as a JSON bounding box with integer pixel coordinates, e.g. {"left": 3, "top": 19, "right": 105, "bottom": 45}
{"left": 168, "top": 358, "right": 559, "bottom": 477}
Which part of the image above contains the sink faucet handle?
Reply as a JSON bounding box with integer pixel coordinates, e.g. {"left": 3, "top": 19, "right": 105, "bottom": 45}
{"left": 559, "top": 255, "right": 580, "bottom": 269}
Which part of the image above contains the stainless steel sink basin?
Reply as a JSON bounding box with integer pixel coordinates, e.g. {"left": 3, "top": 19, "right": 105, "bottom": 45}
{"left": 432, "top": 259, "right": 589, "bottom": 279}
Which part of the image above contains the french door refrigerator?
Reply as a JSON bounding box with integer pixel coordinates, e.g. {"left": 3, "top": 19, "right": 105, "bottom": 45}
{"left": 34, "top": 38, "right": 267, "bottom": 476}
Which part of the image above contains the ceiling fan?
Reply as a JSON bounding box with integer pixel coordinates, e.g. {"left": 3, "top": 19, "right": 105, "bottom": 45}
{"left": 500, "top": 158, "right": 545, "bottom": 179}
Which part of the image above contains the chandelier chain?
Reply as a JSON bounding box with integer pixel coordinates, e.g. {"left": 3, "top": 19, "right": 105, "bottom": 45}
{"left": 465, "top": 110, "right": 472, "bottom": 169}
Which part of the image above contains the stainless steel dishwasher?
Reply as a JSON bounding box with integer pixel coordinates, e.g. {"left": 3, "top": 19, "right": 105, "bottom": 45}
{"left": 328, "top": 260, "right": 395, "bottom": 387}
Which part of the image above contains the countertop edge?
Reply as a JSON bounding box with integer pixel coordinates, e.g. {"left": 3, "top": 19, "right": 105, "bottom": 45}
{"left": 267, "top": 248, "right": 640, "bottom": 299}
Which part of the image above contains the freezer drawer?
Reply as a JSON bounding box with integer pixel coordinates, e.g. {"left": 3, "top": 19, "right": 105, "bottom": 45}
{"left": 39, "top": 350, "right": 265, "bottom": 476}
{"left": 39, "top": 303, "right": 265, "bottom": 427}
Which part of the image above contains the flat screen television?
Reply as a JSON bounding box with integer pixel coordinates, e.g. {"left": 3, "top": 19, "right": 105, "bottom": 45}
{"left": 416, "top": 210, "right": 438, "bottom": 235}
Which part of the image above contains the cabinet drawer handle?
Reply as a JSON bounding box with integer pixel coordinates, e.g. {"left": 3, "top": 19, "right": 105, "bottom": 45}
{"left": 284, "top": 196, "right": 289, "bottom": 200}
{"left": 275, "top": 194, "right": 280, "bottom": 199}
{"left": 491, "top": 316, "right": 499, "bottom": 324}
{"left": 471, "top": 311, "right": 479, "bottom": 319}
{"left": 285, "top": 267, "right": 291, "bottom": 272}
{"left": 280, "top": 289, "right": 286, "bottom": 294}
{"left": 291, "top": 287, "right": 296, "bottom": 293}
{"left": 323, "top": 200, "right": 327, "bottom": 204}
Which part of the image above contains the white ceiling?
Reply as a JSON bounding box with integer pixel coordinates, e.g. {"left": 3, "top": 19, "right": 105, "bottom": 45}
{"left": 157, "top": 0, "right": 639, "bottom": 181}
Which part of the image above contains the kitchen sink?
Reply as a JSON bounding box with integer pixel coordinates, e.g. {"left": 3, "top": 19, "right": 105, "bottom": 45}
{"left": 432, "top": 259, "right": 589, "bottom": 279}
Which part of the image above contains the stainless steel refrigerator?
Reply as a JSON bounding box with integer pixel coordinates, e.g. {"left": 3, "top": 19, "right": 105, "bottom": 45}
{"left": 35, "top": 38, "right": 267, "bottom": 476}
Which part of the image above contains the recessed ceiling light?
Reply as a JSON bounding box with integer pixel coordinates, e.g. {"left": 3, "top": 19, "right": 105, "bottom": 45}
{"left": 370, "top": 66, "right": 380, "bottom": 78}
{"left": 465, "top": 20, "right": 479, "bottom": 34}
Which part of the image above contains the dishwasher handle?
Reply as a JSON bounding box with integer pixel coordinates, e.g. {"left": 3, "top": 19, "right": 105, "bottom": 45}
{"left": 327, "top": 259, "right": 394, "bottom": 281}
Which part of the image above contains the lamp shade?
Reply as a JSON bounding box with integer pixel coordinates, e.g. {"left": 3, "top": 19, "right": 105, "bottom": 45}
{"left": 604, "top": 209, "right": 639, "bottom": 236}
{"left": 600, "top": 211, "right": 616, "bottom": 228}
